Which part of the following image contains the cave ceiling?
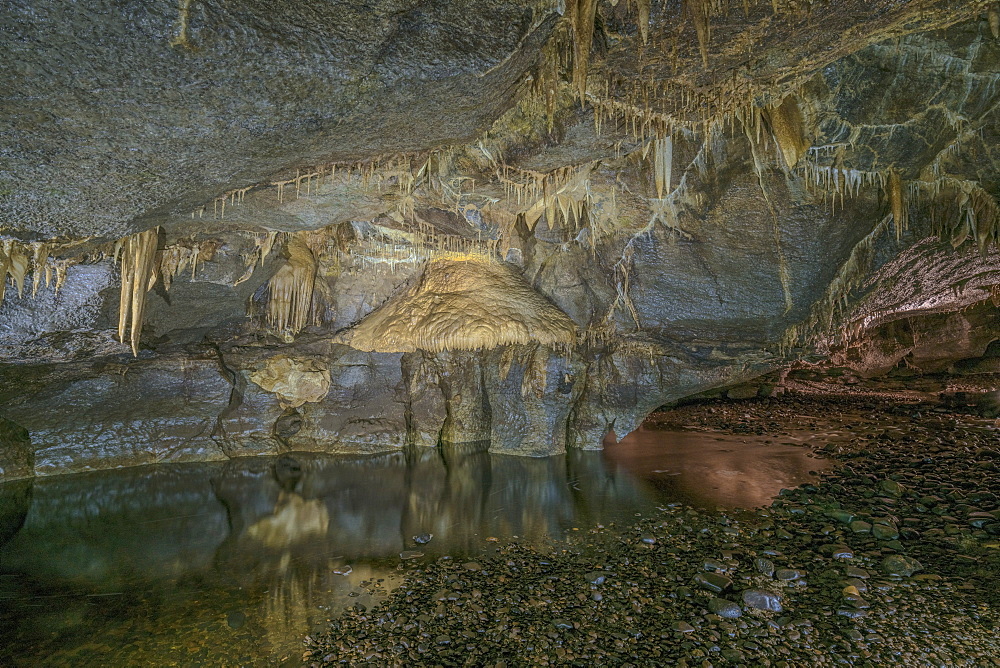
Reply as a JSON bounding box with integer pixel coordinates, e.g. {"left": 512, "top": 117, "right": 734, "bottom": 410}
{"left": 0, "top": 0, "right": 989, "bottom": 240}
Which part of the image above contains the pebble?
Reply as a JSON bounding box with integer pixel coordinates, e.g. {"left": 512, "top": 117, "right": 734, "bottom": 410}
{"left": 850, "top": 520, "right": 872, "bottom": 533}
{"left": 742, "top": 588, "right": 783, "bottom": 612}
{"left": 693, "top": 572, "right": 732, "bottom": 593}
{"left": 708, "top": 598, "right": 742, "bottom": 618}
{"left": 826, "top": 509, "right": 855, "bottom": 524}
{"left": 819, "top": 544, "right": 854, "bottom": 559}
{"left": 872, "top": 523, "right": 899, "bottom": 540}
{"left": 880, "top": 554, "right": 923, "bottom": 577}
{"left": 880, "top": 479, "right": 904, "bottom": 497}
{"left": 754, "top": 557, "right": 775, "bottom": 577}
{"left": 775, "top": 569, "right": 805, "bottom": 581}
{"left": 226, "top": 611, "right": 246, "bottom": 630}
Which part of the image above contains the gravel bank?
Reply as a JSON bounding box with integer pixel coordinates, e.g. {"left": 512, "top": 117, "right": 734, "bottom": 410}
{"left": 305, "top": 396, "right": 1000, "bottom": 666}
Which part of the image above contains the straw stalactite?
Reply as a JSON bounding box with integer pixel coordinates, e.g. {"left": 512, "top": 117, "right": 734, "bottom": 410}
{"left": 337, "top": 255, "right": 576, "bottom": 354}
{"left": 653, "top": 136, "right": 673, "bottom": 200}
{"left": 117, "top": 227, "right": 159, "bottom": 357}
{"left": 266, "top": 234, "right": 319, "bottom": 335}
{"left": 887, "top": 170, "right": 907, "bottom": 240}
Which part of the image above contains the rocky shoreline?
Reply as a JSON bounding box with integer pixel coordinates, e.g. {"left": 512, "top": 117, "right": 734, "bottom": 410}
{"left": 304, "top": 395, "right": 1000, "bottom": 666}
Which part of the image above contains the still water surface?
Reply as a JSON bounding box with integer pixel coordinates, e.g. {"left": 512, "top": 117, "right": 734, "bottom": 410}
{"left": 0, "top": 430, "right": 827, "bottom": 666}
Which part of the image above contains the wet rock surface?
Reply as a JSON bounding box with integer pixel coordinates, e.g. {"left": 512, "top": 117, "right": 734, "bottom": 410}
{"left": 305, "top": 396, "right": 1000, "bottom": 666}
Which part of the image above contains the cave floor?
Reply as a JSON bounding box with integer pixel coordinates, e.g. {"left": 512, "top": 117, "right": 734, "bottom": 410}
{"left": 3, "top": 394, "right": 1000, "bottom": 666}
{"left": 306, "top": 395, "right": 1000, "bottom": 667}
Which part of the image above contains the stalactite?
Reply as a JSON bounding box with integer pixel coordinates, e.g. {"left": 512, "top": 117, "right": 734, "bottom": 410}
{"left": 569, "top": 0, "right": 599, "bottom": 102}
{"left": 6, "top": 243, "right": 29, "bottom": 301}
{"left": 653, "top": 136, "right": 673, "bottom": 200}
{"left": 633, "top": 0, "right": 650, "bottom": 45}
{"left": 159, "top": 239, "right": 219, "bottom": 290}
{"left": 30, "top": 242, "right": 49, "bottom": 298}
{"left": 767, "top": 95, "right": 808, "bottom": 170}
{"left": 0, "top": 240, "right": 12, "bottom": 306}
{"left": 687, "top": 0, "right": 711, "bottom": 69}
{"left": 266, "top": 234, "right": 318, "bottom": 336}
{"left": 887, "top": 170, "right": 907, "bottom": 241}
{"left": 0, "top": 239, "right": 84, "bottom": 308}
{"left": 234, "top": 230, "right": 280, "bottom": 287}
{"left": 117, "top": 228, "right": 159, "bottom": 357}
{"left": 990, "top": 4, "right": 1000, "bottom": 39}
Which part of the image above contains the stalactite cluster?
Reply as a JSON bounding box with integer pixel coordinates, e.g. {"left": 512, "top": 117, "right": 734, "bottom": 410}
{"left": 0, "top": 240, "right": 73, "bottom": 308}
{"left": 159, "top": 239, "right": 219, "bottom": 291}
{"left": 115, "top": 228, "right": 159, "bottom": 357}
{"left": 265, "top": 234, "right": 319, "bottom": 336}
{"left": 16, "top": 0, "right": 987, "bottom": 360}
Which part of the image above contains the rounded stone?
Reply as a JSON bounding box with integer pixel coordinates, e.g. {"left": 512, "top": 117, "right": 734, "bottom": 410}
{"left": 742, "top": 589, "right": 783, "bottom": 612}
{"left": 881, "top": 554, "right": 923, "bottom": 577}
{"left": 708, "top": 598, "right": 743, "bottom": 618}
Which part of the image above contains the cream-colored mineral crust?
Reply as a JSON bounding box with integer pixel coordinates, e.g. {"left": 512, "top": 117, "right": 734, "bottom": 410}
{"left": 249, "top": 355, "right": 331, "bottom": 409}
{"left": 338, "top": 255, "right": 576, "bottom": 353}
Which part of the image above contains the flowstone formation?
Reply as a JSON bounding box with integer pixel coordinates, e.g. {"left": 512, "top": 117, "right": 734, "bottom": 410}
{"left": 336, "top": 256, "right": 576, "bottom": 353}
{"left": 2, "top": 0, "right": 1000, "bottom": 478}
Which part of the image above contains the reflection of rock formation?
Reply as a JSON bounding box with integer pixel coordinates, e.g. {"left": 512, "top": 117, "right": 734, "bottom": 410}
{"left": 0, "top": 447, "right": 656, "bottom": 665}
{"left": 0, "top": 478, "right": 32, "bottom": 550}
{"left": 246, "top": 491, "right": 330, "bottom": 548}
{"left": 605, "top": 429, "right": 831, "bottom": 508}
{"left": 1, "top": 463, "right": 229, "bottom": 586}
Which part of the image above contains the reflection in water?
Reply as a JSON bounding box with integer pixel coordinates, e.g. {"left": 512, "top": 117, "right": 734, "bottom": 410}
{"left": 605, "top": 427, "right": 831, "bottom": 508}
{"left": 246, "top": 492, "right": 330, "bottom": 547}
{"left": 0, "top": 434, "right": 824, "bottom": 666}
